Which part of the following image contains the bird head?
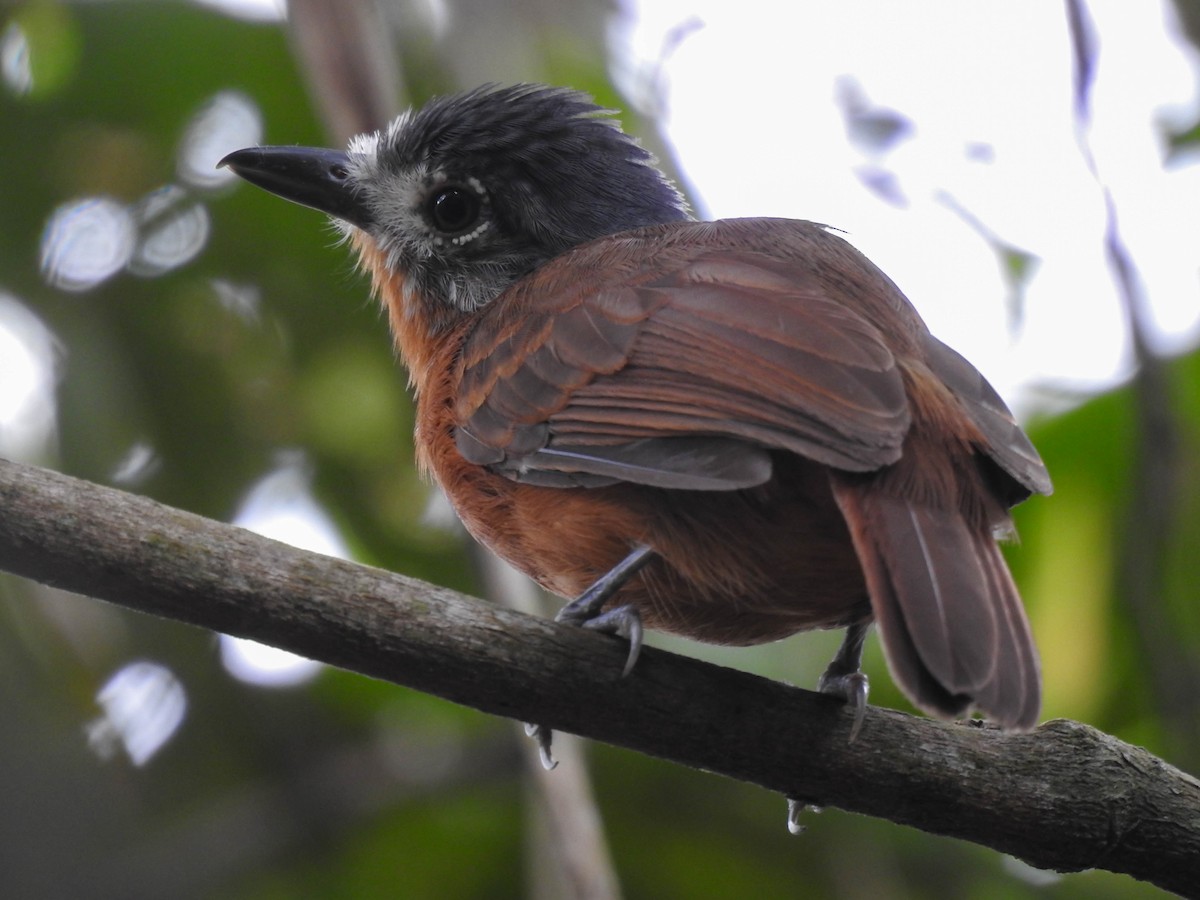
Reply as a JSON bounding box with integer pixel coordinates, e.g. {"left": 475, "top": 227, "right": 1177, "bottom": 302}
{"left": 221, "top": 84, "right": 689, "bottom": 336}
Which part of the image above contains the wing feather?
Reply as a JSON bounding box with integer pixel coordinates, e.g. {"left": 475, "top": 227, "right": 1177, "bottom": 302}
{"left": 924, "top": 334, "right": 1052, "bottom": 500}
{"left": 454, "top": 222, "right": 912, "bottom": 487}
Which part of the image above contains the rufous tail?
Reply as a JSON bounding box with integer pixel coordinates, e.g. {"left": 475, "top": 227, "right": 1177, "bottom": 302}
{"left": 833, "top": 481, "right": 1041, "bottom": 730}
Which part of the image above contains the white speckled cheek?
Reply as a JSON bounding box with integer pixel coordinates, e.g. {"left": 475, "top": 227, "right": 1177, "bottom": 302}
{"left": 373, "top": 164, "right": 430, "bottom": 231}
{"left": 343, "top": 152, "right": 433, "bottom": 261}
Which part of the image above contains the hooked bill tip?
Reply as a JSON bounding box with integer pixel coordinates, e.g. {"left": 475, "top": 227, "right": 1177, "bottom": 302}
{"left": 217, "top": 147, "right": 261, "bottom": 172}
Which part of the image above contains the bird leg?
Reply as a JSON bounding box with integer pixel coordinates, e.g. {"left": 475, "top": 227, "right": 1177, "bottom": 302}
{"left": 555, "top": 543, "right": 654, "bottom": 674}
{"left": 527, "top": 543, "right": 656, "bottom": 769}
{"left": 817, "top": 621, "right": 871, "bottom": 741}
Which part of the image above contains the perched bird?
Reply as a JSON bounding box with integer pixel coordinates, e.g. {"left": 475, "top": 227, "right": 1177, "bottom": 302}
{"left": 221, "top": 84, "right": 1050, "bottom": 750}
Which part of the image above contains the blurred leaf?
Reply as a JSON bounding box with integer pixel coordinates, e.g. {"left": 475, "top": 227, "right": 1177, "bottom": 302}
{"left": 1164, "top": 115, "right": 1200, "bottom": 164}
{"left": 6, "top": 1, "right": 82, "bottom": 99}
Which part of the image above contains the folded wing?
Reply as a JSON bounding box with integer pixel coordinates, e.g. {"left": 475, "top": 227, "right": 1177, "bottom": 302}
{"left": 454, "top": 227, "right": 912, "bottom": 488}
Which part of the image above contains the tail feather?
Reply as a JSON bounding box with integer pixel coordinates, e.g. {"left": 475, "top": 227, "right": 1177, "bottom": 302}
{"left": 973, "top": 545, "right": 1042, "bottom": 728}
{"left": 833, "top": 479, "right": 1041, "bottom": 730}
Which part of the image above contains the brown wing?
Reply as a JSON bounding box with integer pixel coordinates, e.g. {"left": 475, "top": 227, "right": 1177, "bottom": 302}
{"left": 922, "top": 334, "right": 1052, "bottom": 502}
{"left": 453, "top": 221, "right": 912, "bottom": 489}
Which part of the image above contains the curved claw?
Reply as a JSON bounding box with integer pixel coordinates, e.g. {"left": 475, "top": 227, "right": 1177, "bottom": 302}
{"left": 818, "top": 622, "right": 871, "bottom": 741}
{"left": 524, "top": 722, "right": 558, "bottom": 770}
{"left": 785, "top": 798, "right": 823, "bottom": 835}
{"left": 621, "top": 611, "right": 643, "bottom": 677}
{"left": 579, "top": 604, "right": 643, "bottom": 677}
{"left": 818, "top": 670, "right": 870, "bottom": 742}
{"left": 786, "top": 798, "right": 806, "bottom": 835}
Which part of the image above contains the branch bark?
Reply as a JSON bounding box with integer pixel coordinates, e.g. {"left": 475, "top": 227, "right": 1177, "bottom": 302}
{"left": 0, "top": 458, "right": 1196, "bottom": 896}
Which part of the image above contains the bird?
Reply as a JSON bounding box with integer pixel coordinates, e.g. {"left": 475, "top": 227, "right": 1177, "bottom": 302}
{"left": 220, "top": 83, "right": 1050, "bottom": 756}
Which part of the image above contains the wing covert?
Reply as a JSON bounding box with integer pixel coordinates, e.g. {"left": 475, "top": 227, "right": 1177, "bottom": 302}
{"left": 922, "top": 334, "right": 1052, "bottom": 502}
{"left": 454, "top": 222, "right": 914, "bottom": 489}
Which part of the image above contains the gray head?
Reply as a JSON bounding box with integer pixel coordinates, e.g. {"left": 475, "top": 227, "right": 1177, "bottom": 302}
{"left": 221, "top": 84, "right": 689, "bottom": 320}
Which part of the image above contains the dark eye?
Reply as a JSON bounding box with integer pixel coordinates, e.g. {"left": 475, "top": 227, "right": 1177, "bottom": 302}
{"left": 427, "top": 186, "right": 481, "bottom": 234}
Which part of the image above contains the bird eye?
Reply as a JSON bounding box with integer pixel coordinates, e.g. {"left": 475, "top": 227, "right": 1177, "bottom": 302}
{"left": 427, "top": 186, "right": 482, "bottom": 234}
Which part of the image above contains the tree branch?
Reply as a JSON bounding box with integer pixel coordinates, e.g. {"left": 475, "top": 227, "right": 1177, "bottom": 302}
{"left": 0, "top": 457, "right": 1196, "bottom": 896}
